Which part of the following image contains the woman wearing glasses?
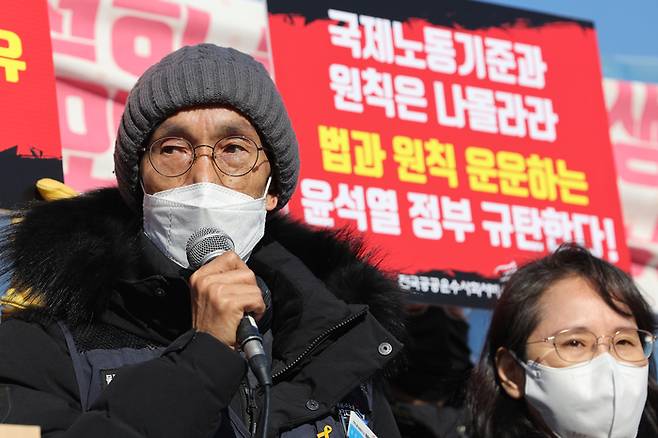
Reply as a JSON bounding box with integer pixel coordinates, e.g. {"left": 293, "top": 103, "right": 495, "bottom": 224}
{"left": 467, "top": 244, "right": 658, "bottom": 438}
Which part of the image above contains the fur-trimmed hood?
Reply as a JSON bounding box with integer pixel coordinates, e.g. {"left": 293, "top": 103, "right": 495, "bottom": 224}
{"left": 1, "top": 188, "right": 404, "bottom": 343}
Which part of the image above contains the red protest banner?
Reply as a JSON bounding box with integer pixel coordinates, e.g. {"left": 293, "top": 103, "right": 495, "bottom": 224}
{"left": 605, "top": 78, "right": 658, "bottom": 308}
{"left": 0, "top": 1, "right": 63, "bottom": 208}
{"left": 267, "top": 1, "right": 628, "bottom": 307}
{"left": 46, "top": 0, "right": 269, "bottom": 192}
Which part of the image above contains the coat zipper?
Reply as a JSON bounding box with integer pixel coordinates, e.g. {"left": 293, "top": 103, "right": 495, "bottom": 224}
{"left": 241, "top": 381, "right": 253, "bottom": 429}
{"left": 234, "top": 380, "right": 257, "bottom": 437}
{"left": 271, "top": 308, "right": 368, "bottom": 382}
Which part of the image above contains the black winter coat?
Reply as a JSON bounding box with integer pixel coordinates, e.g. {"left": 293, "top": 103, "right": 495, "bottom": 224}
{"left": 0, "top": 188, "right": 404, "bottom": 437}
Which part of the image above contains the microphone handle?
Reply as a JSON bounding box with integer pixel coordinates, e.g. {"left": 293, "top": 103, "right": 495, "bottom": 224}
{"left": 238, "top": 315, "right": 272, "bottom": 386}
{"left": 237, "top": 314, "right": 262, "bottom": 349}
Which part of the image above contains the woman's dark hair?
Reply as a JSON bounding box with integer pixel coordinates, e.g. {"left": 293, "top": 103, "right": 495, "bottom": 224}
{"left": 466, "top": 243, "right": 658, "bottom": 438}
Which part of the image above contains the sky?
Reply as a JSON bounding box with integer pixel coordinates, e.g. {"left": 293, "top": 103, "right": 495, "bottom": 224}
{"left": 480, "top": 0, "right": 658, "bottom": 83}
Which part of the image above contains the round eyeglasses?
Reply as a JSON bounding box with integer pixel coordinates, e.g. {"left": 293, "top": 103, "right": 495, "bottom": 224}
{"left": 527, "top": 327, "right": 656, "bottom": 364}
{"left": 144, "top": 136, "right": 265, "bottom": 178}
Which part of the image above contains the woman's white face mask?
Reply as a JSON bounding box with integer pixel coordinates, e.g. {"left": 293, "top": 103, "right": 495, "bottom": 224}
{"left": 515, "top": 352, "right": 648, "bottom": 438}
{"left": 142, "top": 179, "right": 271, "bottom": 268}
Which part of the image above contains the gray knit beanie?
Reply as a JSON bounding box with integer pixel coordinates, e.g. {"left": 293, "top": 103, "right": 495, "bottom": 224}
{"left": 114, "top": 44, "right": 299, "bottom": 211}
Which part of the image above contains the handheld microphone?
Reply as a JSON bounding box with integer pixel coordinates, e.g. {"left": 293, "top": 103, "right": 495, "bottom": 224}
{"left": 186, "top": 227, "right": 273, "bottom": 387}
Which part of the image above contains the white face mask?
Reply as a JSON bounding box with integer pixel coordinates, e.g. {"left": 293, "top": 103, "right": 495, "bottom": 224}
{"left": 517, "top": 353, "right": 648, "bottom": 438}
{"left": 142, "top": 179, "right": 271, "bottom": 268}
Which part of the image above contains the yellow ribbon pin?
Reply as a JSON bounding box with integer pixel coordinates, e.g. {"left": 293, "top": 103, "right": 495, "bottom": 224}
{"left": 316, "top": 425, "right": 332, "bottom": 438}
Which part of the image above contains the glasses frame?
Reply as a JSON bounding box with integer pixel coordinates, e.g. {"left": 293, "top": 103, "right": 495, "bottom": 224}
{"left": 142, "top": 135, "right": 266, "bottom": 178}
{"left": 527, "top": 327, "right": 656, "bottom": 364}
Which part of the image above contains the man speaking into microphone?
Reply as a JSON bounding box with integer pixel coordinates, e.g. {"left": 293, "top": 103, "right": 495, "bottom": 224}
{"left": 0, "top": 44, "right": 403, "bottom": 437}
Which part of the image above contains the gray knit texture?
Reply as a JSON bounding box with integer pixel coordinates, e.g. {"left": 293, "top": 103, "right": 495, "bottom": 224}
{"left": 114, "top": 44, "right": 299, "bottom": 211}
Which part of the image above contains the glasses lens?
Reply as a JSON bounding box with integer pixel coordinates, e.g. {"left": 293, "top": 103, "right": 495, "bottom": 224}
{"left": 614, "top": 329, "right": 654, "bottom": 362}
{"left": 554, "top": 329, "right": 597, "bottom": 363}
{"left": 149, "top": 137, "right": 193, "bottom": 176}
{"left": 214, "top": 136, "right": 259, "bottom": 177}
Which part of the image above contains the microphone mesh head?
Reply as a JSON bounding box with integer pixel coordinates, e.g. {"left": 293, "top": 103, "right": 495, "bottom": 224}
{"left": 186, "top": 227, "right": 235, "bottom": 270}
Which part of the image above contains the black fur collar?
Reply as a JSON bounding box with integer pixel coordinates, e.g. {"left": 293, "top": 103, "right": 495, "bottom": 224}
{"left": 1, "top": 188, "right": 403, "bottom": 342}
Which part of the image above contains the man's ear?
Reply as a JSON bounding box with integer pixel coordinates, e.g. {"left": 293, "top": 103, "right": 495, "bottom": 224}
{"left": 495, "top": 347, "right": 525, "bottom": 399}
{"left": 265, "top": 193, "right": 278, "bottom": 211}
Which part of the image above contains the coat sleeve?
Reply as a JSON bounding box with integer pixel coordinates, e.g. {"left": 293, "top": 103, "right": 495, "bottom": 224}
{"left": 0, "top": 319, "right": 247, "bottom": 437}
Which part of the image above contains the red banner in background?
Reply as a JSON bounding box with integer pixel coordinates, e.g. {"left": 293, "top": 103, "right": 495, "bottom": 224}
{"left": 605, "top": 78, "right": 658, "bottom": 308}
{"left": 268, "top": 1, "right": 628, "bottom": 307}
{"left": 40, "top": 1, "right": 656, "bottom": 310}
{"left": 47, "top": 0, "right": 270, "bottom": 191}
{"left": 0, "top": 1, "right": 62, "bottom": 208}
